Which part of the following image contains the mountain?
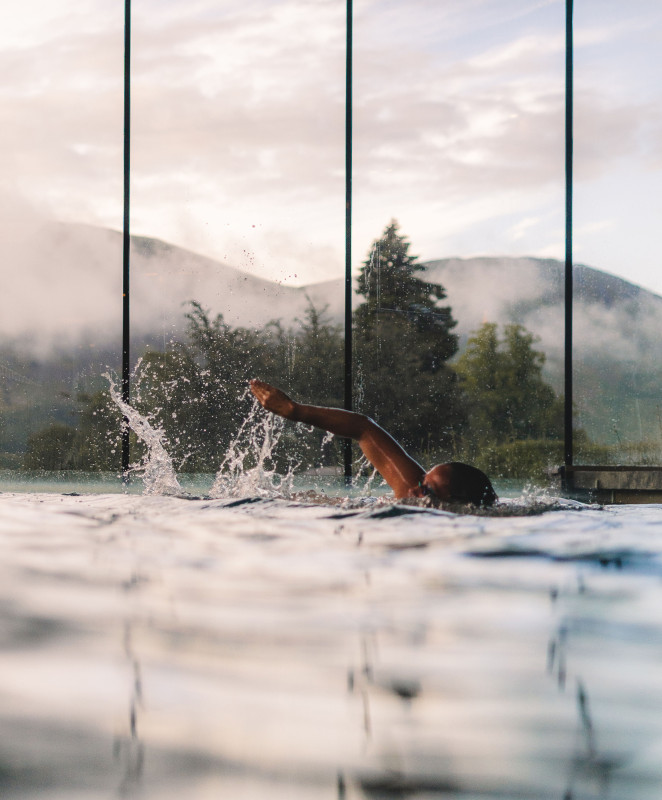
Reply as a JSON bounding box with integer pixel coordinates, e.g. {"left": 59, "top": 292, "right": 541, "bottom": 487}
{"left": 3, "top": 222, "right": 660, "bottom": 363}
{"left": 0, "top": 221, "right": 340, "bottom": 351}
{"left": 2, "top": 223, "right": 661, "bottom": 446}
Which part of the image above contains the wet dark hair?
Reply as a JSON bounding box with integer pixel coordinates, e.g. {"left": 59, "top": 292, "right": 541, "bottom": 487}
{"left": 446, "top": 462, "right": 498, "bottom": 507}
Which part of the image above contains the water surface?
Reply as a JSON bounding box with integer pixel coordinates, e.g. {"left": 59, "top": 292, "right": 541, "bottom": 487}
{"left": 1, "top": 489, "right": 662, "bottom": 799}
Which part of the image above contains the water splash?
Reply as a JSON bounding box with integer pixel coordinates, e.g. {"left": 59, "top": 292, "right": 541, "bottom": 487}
{"left": 353, "top": 453, "right": 382, "bottom": 496}
{"left": 106, "top": 367, "right": 324, "bottom": 500}
{"left": 105, "top": 371, "right": 183, "bottom": 496}
{"left": 210, "top": 393, "right": 295, "bottom": 499}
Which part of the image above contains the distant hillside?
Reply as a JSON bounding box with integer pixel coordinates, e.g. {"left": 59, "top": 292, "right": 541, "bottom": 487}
{"left": 423, "top": 256, "right": 662, "bottom": 361}
{"left": 420, "top": 258, "right": 662, "bottom": 446}
{"left": 4, "top": 222, "right": 660, "bottom": 359}
{"left": 2, "top": 224, "right": 662, "bottom": 446}
{"left": 0, "top": 221, "right": 338, "bottom": 351}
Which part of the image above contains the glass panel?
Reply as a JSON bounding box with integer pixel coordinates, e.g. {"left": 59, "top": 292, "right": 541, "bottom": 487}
{"left": 0, "top": 0, "right": 124, "bottom": 489}
{"left": 353, "top": 0, "right": 566, "bottom": 490}
{"left": 124, "top": 0, "right": 346, "bottom": 494}
{"left": 574, "top": 0, "right": 662, "bottom": 465}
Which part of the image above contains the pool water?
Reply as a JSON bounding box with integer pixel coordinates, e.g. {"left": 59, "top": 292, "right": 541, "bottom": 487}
{"left": 1, "top": 488, "right": 662, "bottom": 799}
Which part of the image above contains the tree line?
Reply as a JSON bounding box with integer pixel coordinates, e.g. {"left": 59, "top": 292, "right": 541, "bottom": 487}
{"left": 24, "top": 220, "right": 578, "bottom": 479}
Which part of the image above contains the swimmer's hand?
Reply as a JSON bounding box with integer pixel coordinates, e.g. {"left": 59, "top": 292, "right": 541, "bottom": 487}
{"left": 250, "top": 379, "right": 298, "bottom": 420}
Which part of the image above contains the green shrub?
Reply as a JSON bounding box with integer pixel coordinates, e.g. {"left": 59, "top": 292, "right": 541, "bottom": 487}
{"left": 458, "top": 438, "right": 615, "bottom": 481}
{"left": 24, "top": 424, "right": 79, "bottom": 470}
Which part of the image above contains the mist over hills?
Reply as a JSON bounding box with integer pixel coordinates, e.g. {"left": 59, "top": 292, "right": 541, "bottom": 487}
{"left": 0, "top": 221, "right": 333, "bottom": 352}
{"left": 3, "top": 221, "right": 660, "bottom": 360}
{"left": 2, "top": 223, "right": 661, "bottom": 445}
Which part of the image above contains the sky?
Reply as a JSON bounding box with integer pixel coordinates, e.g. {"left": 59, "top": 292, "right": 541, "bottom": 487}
{"left": 1, "top": 0, "right": 661, "bottom": 294}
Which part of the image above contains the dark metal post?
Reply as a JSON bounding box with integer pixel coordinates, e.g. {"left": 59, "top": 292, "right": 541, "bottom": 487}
{"left": 343, "top": 0, "right": 353, "bottom": 483}
{"left": 564, "top": 0, "right": 574, "bottom": 474}
{"left": 121, "top": 0, "right": 131, "bottom": 478}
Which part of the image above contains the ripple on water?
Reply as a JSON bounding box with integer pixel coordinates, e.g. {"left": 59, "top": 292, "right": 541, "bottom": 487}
{"left": 2, "top": 491, "right": 662, "bottom": 799}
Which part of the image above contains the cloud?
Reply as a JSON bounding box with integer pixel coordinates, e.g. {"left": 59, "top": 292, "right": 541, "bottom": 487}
{"left": 0, "top": 0, "right": 660, "bottom": 293}
{"left": 507, "top": 216, "right": 543, "bottom": 242}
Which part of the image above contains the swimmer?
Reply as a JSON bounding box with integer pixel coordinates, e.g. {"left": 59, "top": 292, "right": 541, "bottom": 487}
{"left": 249, "top": 379, "right": 497, "bottom": 507}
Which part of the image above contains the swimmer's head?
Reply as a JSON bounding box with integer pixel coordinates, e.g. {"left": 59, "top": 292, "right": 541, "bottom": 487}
{"left": 421, "top": 462, "right": 497, "bottom": 507}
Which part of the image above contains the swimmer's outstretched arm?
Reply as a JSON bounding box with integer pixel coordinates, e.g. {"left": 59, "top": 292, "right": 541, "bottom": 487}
{"left": 249, "top": 379, "right": 425, "bottom": 499}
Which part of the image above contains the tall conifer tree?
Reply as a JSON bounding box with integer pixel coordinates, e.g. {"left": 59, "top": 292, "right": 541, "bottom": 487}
{"left": 354, "top": 221, "right": 465, "bottom": 458}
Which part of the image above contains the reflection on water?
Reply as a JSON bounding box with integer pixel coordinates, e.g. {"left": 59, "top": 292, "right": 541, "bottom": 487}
{"left": 1, "top": 492, "right": 662, "bottom": 798}
{"left": 114, "top": 620, "right": 145, "bottom": 796}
